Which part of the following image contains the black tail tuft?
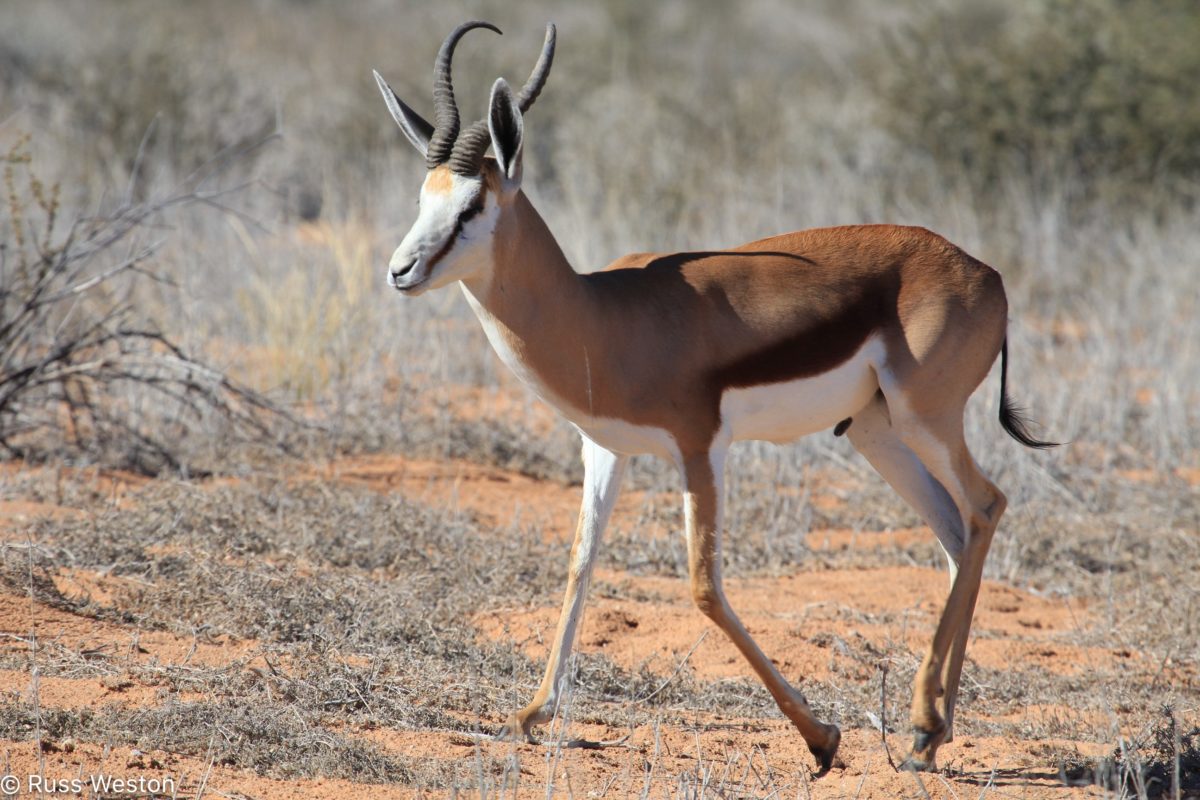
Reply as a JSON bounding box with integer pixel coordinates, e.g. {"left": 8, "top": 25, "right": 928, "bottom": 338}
{"left": 998, "top": 338, "right": 1058, "bottom": 450}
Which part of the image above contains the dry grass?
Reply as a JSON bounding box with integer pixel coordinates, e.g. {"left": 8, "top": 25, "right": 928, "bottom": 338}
{"left": 0, "top": 462, "right": 1194, "bottom": 794}
{"left": 1, "top": 478, "right": 783, "bottom": 788}
{"left": 0, "top": 697, "right": 415, "bottom": 784}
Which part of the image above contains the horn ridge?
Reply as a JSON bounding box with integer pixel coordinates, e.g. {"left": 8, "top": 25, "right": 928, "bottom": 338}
{"left": 427, "top": 20, "right": 502, "bottom": 169}
{"left": 447, "top": 23, "right": 557, "bottom": 176}
{"left": 447, "top": 120, "right": 492, "bottom": 176}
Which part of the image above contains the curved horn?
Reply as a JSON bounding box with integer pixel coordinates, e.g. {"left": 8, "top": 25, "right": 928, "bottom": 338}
{"left": 446, "top": 122, "right": 492, "bottom": 176}
{"left": 516, "top": 23, "right": 556, "bottom": 113}
{"left": 448, "top": 23, "right": 557, "bottom": 176}
{"left": 427, "top": 21, "right": 501, "bottom": 169}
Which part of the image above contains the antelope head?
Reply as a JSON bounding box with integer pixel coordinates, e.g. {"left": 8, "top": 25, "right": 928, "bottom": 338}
{"left": 373, "top": 21, "right": 555, "bottom": 295}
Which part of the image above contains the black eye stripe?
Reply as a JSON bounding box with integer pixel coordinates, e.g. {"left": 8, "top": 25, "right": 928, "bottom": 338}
{"left": 424, "top": 193, "right": 487, "bottom": 274}
{"left": 459, "top": 198, "right": 485, "bottom": 223}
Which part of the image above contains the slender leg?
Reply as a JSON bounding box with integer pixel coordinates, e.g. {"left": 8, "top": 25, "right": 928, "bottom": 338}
{"left": 937, "top": 455, "right": 1003, "bottom": 746}
{"left": 845, "top": 398, "right": 974, "bottom": 741}
{"left": 681, "top": 446, "right": 841, "bottom": 774}
{"left": 498, "top": 437, "right": 628, "bottom": 740}
{"left": 939, "top": 566, "right": 981, "bottom": 740}
{"left": 887, "top": 416, "right": 1005, "bottom": 771}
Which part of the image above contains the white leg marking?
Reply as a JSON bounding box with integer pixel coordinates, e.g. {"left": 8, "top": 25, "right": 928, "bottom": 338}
{"left": 845, "top": 400, "right": 965, "bottom": 566}
{"left": 537, "top": 436, "right": 627, "bottom": 714}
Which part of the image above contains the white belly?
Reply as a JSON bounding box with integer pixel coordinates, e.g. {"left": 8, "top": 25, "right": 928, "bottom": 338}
{"left": 721, "top": 335, "right": 882, "bottom": 444}
{"left": 571, "top": 417, "right": 681, "bottom": 462}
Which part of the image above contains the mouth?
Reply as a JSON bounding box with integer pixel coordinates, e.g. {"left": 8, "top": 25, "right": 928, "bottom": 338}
{"left": 388, "top": 259, "right": 429, "bottom": 293}
{"left": 393, "top": 280, "right": 427, "bottom": 295}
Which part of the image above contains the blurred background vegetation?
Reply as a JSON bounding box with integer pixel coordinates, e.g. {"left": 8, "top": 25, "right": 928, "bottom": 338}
{"left": 1, "top": 0, "right": 1197, "bottom": 482}
{"left": 880, "top": 0, "right": 1200, "bottom": 211}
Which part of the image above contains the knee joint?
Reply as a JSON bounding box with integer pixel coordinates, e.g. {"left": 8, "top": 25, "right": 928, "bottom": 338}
{"left": 962, "top": 483, "right": 1006, "bottom": 538}
{"left": 989, "top": 487, "right": 1008, "bottom": 522}
{"left": 690, "top": 578, "right": 724, "bottom": 620}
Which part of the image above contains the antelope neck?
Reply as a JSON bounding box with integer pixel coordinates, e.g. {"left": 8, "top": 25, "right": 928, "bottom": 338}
{"left": 464, "top": 191, "right": 592, "bottom": 359}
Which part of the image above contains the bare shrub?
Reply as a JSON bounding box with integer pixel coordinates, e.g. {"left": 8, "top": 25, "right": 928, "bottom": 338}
{"left": 0, "top": 139, "right": 287, "bottom": 474}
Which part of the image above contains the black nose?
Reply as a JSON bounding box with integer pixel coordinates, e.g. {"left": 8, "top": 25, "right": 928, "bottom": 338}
{"left": 391, "top": 259, "right": 417, "bottom": 279}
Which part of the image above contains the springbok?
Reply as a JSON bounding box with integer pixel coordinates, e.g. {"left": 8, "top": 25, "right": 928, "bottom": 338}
{"left": 372, "top": 21, "right": 1054, "bottom": 773}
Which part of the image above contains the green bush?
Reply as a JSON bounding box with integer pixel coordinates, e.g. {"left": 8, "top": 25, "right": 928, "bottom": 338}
{"left": 877, "top": 0, "right": 1200, "bottom": 208}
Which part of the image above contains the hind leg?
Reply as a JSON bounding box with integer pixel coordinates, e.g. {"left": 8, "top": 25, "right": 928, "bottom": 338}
{"left": 845, "top": 397, "right": 969, "bottom": 739}
{"left": 865, "top": 391, "right": 1005, "bottom": 770}
{"left": 900, "top": 415, "right": 1005, "bottom": 769}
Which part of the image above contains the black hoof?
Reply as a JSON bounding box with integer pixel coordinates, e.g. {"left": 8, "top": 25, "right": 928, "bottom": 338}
{"left": 901, "top": 723, "right": 945, "bottom": 772}
{"left": 900, "top": 754, "right": 935, "bottom": 772}
{"left": 807, "top": 724, "right": 841, "bottom": 777}
{"left": 494, "top": 720, "right": 538, "bottom": 744}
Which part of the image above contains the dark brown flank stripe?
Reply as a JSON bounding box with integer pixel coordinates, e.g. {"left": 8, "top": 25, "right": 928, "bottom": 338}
{"left": 710, "top": 278, "right": 893, "bottom": 391}
{"left": 589, "top": 249, "right": 899, "bottom": 446}
{"left": 607, "top": 250, "right": 894, "bottom": 394}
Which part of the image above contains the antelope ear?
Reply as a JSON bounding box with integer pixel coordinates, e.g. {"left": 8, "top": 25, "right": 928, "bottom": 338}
{"left": 488, "top": 78, "right": 523, "bottom": 182}
{"left": 373, "top": 70, "right": 433, "bottom": 157}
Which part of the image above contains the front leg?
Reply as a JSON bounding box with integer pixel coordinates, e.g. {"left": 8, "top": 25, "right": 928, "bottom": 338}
{"left": 681, "top": 447, "right": 840, "bottom": 774}
{"left": 498, "top": 437, "right": 628, "bottom": 741}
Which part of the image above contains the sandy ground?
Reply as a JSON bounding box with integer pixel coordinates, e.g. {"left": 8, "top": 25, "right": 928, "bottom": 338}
{"left": 0, "top": 451, "right": 1176, "bottom": 799}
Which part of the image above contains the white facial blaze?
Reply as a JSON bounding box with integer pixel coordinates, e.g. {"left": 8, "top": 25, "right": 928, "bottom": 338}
{"left": 387, "top": 170, "right": 499, "bottom": 294}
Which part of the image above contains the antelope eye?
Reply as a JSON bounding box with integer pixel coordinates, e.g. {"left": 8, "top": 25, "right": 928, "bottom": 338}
{"left": 460, "top": 202, "right": 484, "bottom": 223}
